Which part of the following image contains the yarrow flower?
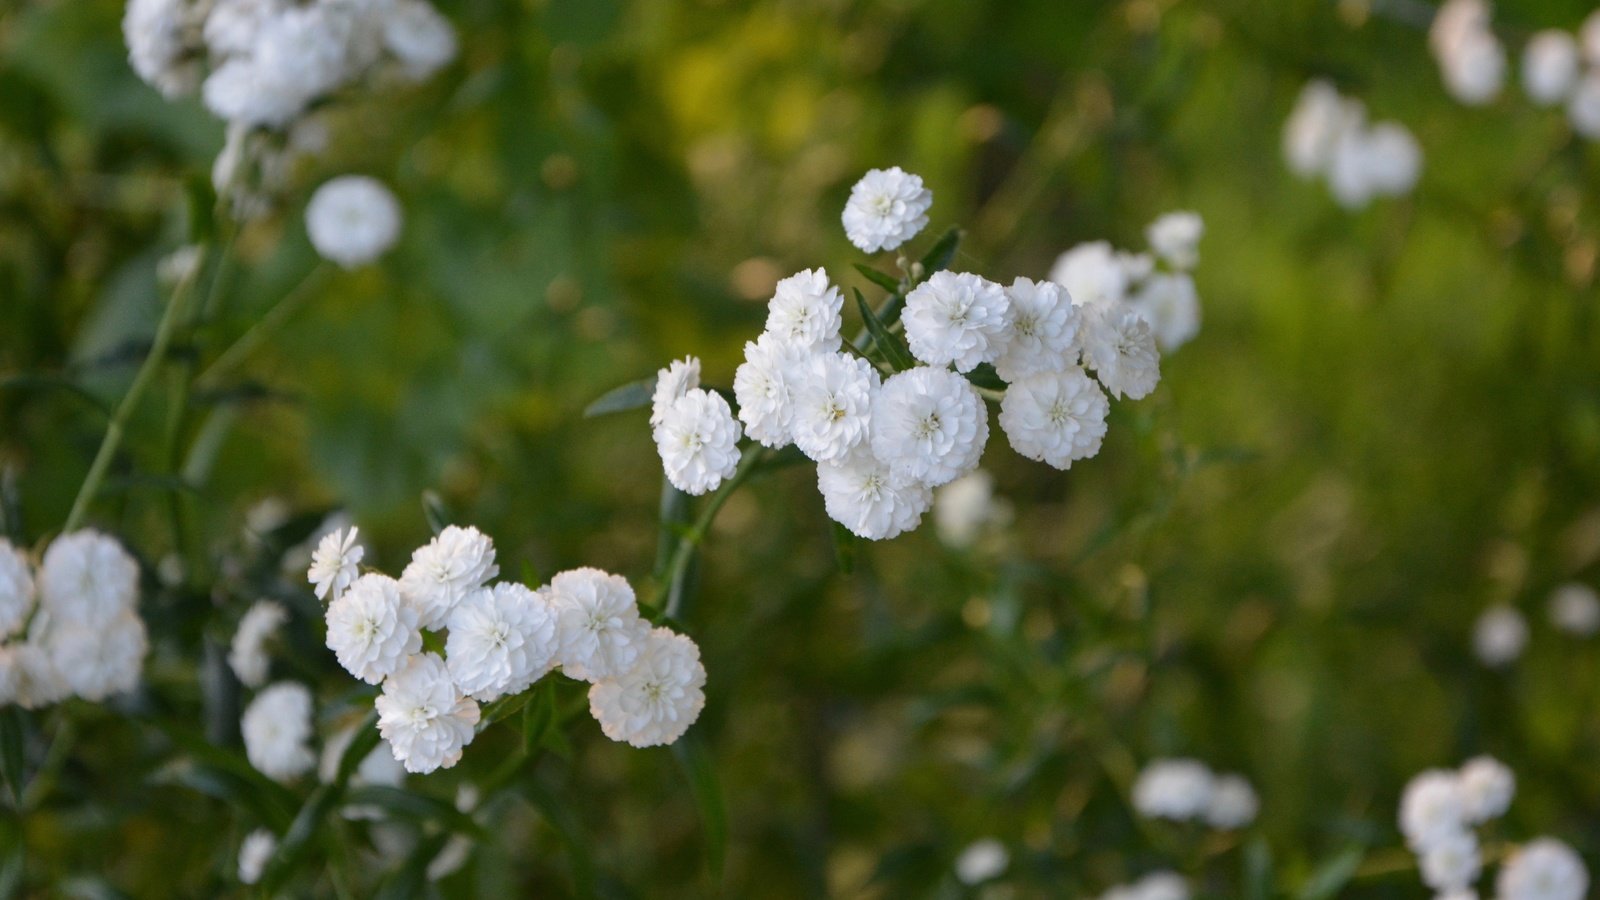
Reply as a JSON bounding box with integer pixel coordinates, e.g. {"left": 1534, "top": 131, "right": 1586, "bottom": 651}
{"left": 238, "top": 829, "right": 277, "bottom": 885}
{"left": 1283, "top": 80, "right": 1421, "bottom": 209}
{"left": 954, "top": 839, "right": 1009, "bottom": 886}
{"left": 1049, "top": 241, "right": 1133, "bottom": 310}
{"left": 308, "top": 525, "right": 364, "bottom": 602}
{"left": 733, "top": 334, "right": 807, "bottom": 448}
{"left": 654, "top": 389, "right": 743, "bottom": 496}
{"left": 1524, "top": 30, "right": 1580, "bottom": 106}
{"left": 933, "top": 470, "right": 1013, "bottom": 548}
{"left": 764, "top": 269, "right": 844, "bottom": 353}
{"left": 229, "top": 599, "right": 288, "bottom": 688}
{"left": 1421, "top": 829, "right": 1482, "bottom": 894}
{"left": 1145, "top": 211, "right": 1204, "bottom": 271}
{"left": 305, "top": 176, "right": 403, "bottom": 268}
{"left": 241, "top": 681, "right": 316, "bottom": 782}
{"left": 999, "top": 368, "right": 1109, "bottom": 470}
{"left": 1132, "top": 758, "right": 1217, "bottom": 822}
{"left": 445, "top": 583, "right": 559, "bottom": 702}
{"left": 400, "top": 525, "right": 499, "bottom": 630}
{"left": 869, "top": 367, "right": 988, "bottom": 488}
{"left": 1081, "top": 306, "right": 1161, "bottom": 400}
{"left": 325, "top": 573, "right": 422, "bottom": 684}
{"left": 1497, "top": 838, "right": 1589, "bottom": 900}
{"left": 1548, "top": 582, "right": 1600, "bottom": 636}
{"left": 790, "top": 352, "right": 880, "bottom": 463}
{"left": 38, "top": 529, "right": 138, "bottom": 623}
{"left": 841, "top": 167, "right": 933, "bottom": 253}
{"left": 1203, "top": 773, "right": 1260, "bottom": 830}
{"left": 1130, "top": 273, "right": 1201, "bottom": 352}
{"left": 588, "top": 627, "right": 707, "bottom": 748}
{"left": 650, "top": 356, "right": 701, "bottom": 428}
{"left": 1430, "top": 0, "right": 1505, "bottom": 106}
{"left": 902, "top": 271, "right": 1011, "bottom": 373}
{"left": 45, "top": 613, "right": 148, "bottom": 702}
{"left": 1400, "top": 769, "right": 1467, "bottom": 850}
{"left": 816, "top": 449, "right": 934, "bottom": 541}
{"left": 375, "top": 652, "right": 479, "bottom": 774}
{"left": 548, "top": 567, "right": 648, "bottom": 683}
{"left": 1458, "top": 755, "right": 1515, "bottom": 824}
{"left": 1473, "top": 604, "right": 1528, "bottom": 668}
{"left": 1099, "top": 872, "right": 1190, "bottom": 900}
{"left": 993, "top": 277, "right": 1081, "bottom": 382}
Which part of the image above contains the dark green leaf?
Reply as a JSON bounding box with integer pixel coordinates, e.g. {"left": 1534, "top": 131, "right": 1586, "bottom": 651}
{"left": 0, "top": 373, "right": 112, "bottom": 418}
{"left": 1295, "top": 845, "right": 1364, "bottom": 900}
{"left": 853, "top": 263, "right": 902, "bottom": 294}
{"left": 374, "top": 831, "right": 451, "bottom": 900}
{"left": 919, "top": 226, "right": 962, "bottom": 274}
{"left": 583, "top": 378, "right": 654, "bottom": 418}
{"left": 673, "top": 735, "right": 727, "bottom": 882}
{"left": 522, "top": 781, "right": 596, "bottom": 897}
{"left": 148, "top": 761, "right": 294, "bottom": 833}
{"left": 184, "top": 174, "right": 217, "bottom": 245}
{"left": 831, "top": 521, "right": 857, "bottom": 575}
{"left": 853, "top": 288, "right": 915, "bottom": 371}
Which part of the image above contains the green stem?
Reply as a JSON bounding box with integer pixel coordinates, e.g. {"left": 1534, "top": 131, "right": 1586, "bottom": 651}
{"left": 195, "top": 264, "right": 329, "bottom": 391}
{"left": 654, "top": 445, "right": 768, "bottom": 618}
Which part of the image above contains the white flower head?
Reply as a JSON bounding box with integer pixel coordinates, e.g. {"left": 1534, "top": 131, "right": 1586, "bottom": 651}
{"left": 8, "top": 641, "right": 70, "bottom": 709}
{"left": 38, "top": 529, "right": 139, "bottom": 625}
{"left": 816, "top": 448, "right": 934, "bottom": 541}
{"left": 123, "top": 0, "right": 201, "bottom": 99}
{"left": 548, "top": 567, "right": 648, "bottom": 682}
{"left": 1284, "top": 80, "right": 1360, "bottom": 177}
{"left": 1132, "top": 758, "right": 1215, "bottom": 821}
{"left": 999, "top": 368, "right": 1109, "bottom": 470}
{"left": 902, "top": 271, "right": 1011, "bottom": 373}
{"left": 0, "top": 539, "right": 35, "bottom": 640}
{"left": 842, "top": 167, "right": 933, "bottom": 253}
{"left": 399, "top": 525, "right": 499, "bottom": 630}
{"left": 1472, "top": 605, "right": 1527, "bottom": 668}
{"left": 1129, "top": 273, "right": 1201, "bottom": 353}
{"left": 1049, "top": 241, "right": 1131, "bottom": 311}
{"left": 869, "top": 366, "right": 988, "bottom": 488}
{"left": 241, "top": 681, "right": 316, "bottom": 782}
{"left": 1548, "top": 583, "right": 1600, "bottom": 636}
{"left": 650, "top": 356, "right": 701, "bottom": 428}
{"left": 238, "top": 829, "right": 277, "bottom": 885}
{"left": 326, "top": 573, "right": 423, "bottom": 684}
{"left": 654, "top": 389, "right": 743, "bottom": 496}
{"left": 954, "top": 838, "right": 1009, "bottom": 885}
{"left": 308, "top": 525, "right": 364, "bottom": 602}
{"left": 445, "top": 582, "right": 559, "bottom": 702}
{"left": 1457, "top": 755, "right": 1514, "bottom": 823}
{"left": 1524, "top": 30, "right": 1580, "bottom": 106}
{"left": 588, "top": 626, "right": 707, "bottom": 748}
{"left": 790, "top": 351, "right": 880, "bottom": 463}
{"left": 934, "top": 470, "right": 1013, "bottom": 548}
{"left": 1133, "top": 872, "right": 1190, "bottom": 900}
{"left": 764, "top": 268, "right": 843, "bottom": 353}
{"left": 375, "top": 652, "right": 480, "bottom": 774}
{"left": 1146, "top": 211, "right": 1204, "bottom": 271}
{"left": 1568, "top": 72, "right": 1600, "bottom": 139}
{"left": 994, "top": 277, "right": 1081, "bottom": 382}
{"left": 1497, "top": 838, "right": 1588, "bottom": 900}
{"left": 1440, "top": 31, "right": 1507, "bottom": 106}
{"left": 230, "top": 600, "right": 289, "bottom": 688}
{"left": 1421, "top": 829, "right": 1481, "bottom": 894}
{"left": 305, "top": 176, "right": 402, "bottom": 268}
{"left": 1400, "top": 769, "right": 1466, "bottom": 850}
{"left": 46, "top": 612, "right": 147, "bottom": 702}
{"left": 1082, "top": 306, "right": 1161, "bottom": 400}
{"left": 733, "top": 333, "right": 809, "bottom": 448}
{"left": 1203, "top": 773, "right": 1259, "bottom": 829}
{"left": 383, "top": 0, "right": 458, "bottom": 81}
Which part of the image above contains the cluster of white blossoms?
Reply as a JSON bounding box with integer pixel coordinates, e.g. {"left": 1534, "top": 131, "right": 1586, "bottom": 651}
{"left": 1399, "top": 756, "right": 1588, "bottom": 900}
{"left": 1430, "top": 0, "right": 1508, "bottom": 106}
{"left": 1097, "top": 871, "right": 1189, "bottom": 900}
{"left": 310, "top": 525, "right": 706, "bottom": 773}
{"left": 1131, "top": 758, "right": 1259, "bottom": 830}
{"left": 1283, "top": 80, "right": 1422, "bottom": 210}
{"left": 650, "top": 170, "right": 1191, "bottom": 541}
{"left": 0, "top": 531, "right": 147, "bottom": 709}
{"left": 1472, "top": 582, "right": 1600, "bottom": 668}
{"left": 1048, "top": 209, "right": 1204, "bottom": 354}
{"left": 933, "top": 469, "right": 1014, "bottom": 549}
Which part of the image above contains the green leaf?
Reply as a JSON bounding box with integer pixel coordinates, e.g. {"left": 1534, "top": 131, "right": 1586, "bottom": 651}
{"left": 919, "top": 226, "right": 962, "bottom": 274}
{"left": 583, "top": 378, "right": 654, "bottom": 418}
{"left": 344, "top": 786, "right": 488, "bottom": 840}
{"left": 421, "top": 490, "right": 451, "bottom": 536}
{"left": 0, "top": 710, "right": 25, "bottom": 807}
{"left": 853, "top": 288, "right": 915, "bottom": 371}
{"left": 151, "top": 723, "right": 298, "bottom": 828}
{"left": 853, "top": 263, "right": 902, "bottom": 294}
{"left": 831, "top": 521, "right": 857, "bottom": 575}
{"left": 148, "top": 762, "right": 294, "bottom": 833}
{"left": 0, "top": 373, "right": 112, "bottom": 418}
{"left": 1295, "top": 845, "right": 1364, "bottom": 900}
{"left": 523, "top": 680, "right": 556, "bottom": 755}
{"left": 522, "top": 781, "right": 596, "bottom": 897}
{"left": 673, "top": 736, "right": 727, "bottom": 882}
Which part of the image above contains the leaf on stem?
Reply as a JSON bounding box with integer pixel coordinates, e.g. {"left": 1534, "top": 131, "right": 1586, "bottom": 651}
{"left": 919, "top": 226, "right": 962, "bottom": 275}
{"left": 583, "top": 378, "right": 654, "bottom": 418}
{"left": 853, "top": 288, "right": 915, "bottom": 371}
{"left": 853, "top": 263, "right": 902, "bottom": 294}
{"left": 672, "top": 735, "right": 728, "bottom": 883}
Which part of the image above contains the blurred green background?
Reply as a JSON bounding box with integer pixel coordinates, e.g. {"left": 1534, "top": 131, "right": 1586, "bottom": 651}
{"left": 3, "top": 0, "right": 1600, "bottom": 896}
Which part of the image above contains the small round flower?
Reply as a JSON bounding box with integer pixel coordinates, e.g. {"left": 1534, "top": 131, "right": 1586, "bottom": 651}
{"left": 0, "top": 539, "right": 35, "bottom": 640}
{"left": 588, "top": 627, "right": 706, "bottom": 748}
{"left": 445, "top": 583, "right": 559, "bottom": 702}
{"left": 1133, "top": 872, "right": 1190, "bottom": 900}
{"left": 1146, "top": 211, "right": 1204, "bottom": 271}
{"left": 399, "top": 525, "right": 499, "bottom": 630}
{"left": 1524, "top": 30, "right": 1580, "bottom": 106}
{"left": 1400, "top": 769, "right": 1466, "bottom": 850}
{"left": 1496, "top": 838, "right": 1589, "bottom": 900}
{"left": 841, "top": 167, "right": 933, "bottom": 253}
{"left": 1132, "top": 758, "right": 1215, "bottom": 821}
{"left": 1361, "top": 122, "right": 1423, "bottom": 197}
{"left": 1440, "top": 31, "right": 1507, "bottom": 107}
{"left": 733, "top": 333, "right": 808, "bottom": 448}
{"left": 994, "top": 277, "right": 1081, "bottom": 382}
{"left": 790, "top": 352, "right": 880, "bottom": 463}
{"left": 869, "top": 367, "right": 988, "bottom": 487}
{"left": 1283, "top": 80, "right": 1357, "bottom": 177}
{"left": 1457, "top": 755, "right": 1514, "bottom": 823}
{"left": 325, "top": 574, "right": 423, "bottom": 685}
{"left": 305, "top": 176, "right": 402, "bottom": 268}
{"left": 1130, "top": 273, "right": 1201, "bottom": 352}
{"left": 999, "top": 368, "right": 1109, "bottom": 470}
{"left": 1569, "top": 72, "right": 1600, "bottom": 139}
{"left": 238, "top": 829, "right": 277, "bottom": 885}
{"left": 308, "top": 525, "right": 364, "bottom": 603}
{"left": 1472, "top": 605, "right": 1527, "bottom": 668}
{"left": 38, "top": 529, "right": 139, "bottom": 625}
{"left": 954, "top": 839, "right": 1009, "bottom": 885}
{"left": 241, "top": 681, "right": 316, "bottom": 782}
{"left": 376, "top": 652, "right": 480, "bottom": 774}
{"left": 650, "top": 357, "right": 701, "bottom": 429}
{"left": 1049, "top": 241, "right": 1131, "bottom": 311}
{"left": 764, "top": 268, "right": 843, "bottom": 353}
{"left": 1081, "top": 306, "right": 1161, "bottom": 400}
{"left": 46, "top": 611, "right": 147, "bottom": 702}
{"left": 230, "top": 600, "right": 289, "bottom": 688}
{"left": 548, "top": 567, "right": 648, "bottom": 682}
{"left": 1203, "top": 774, "right": 1259, "bottom": 829}
{"left": 382, "top": 0, "right": 458, "bottom": 81}
{"left": 123, "top": 0, "right": 201, "bottom": 99}
{"left": 934, "top": 470, "right": 1013, "bottom": 549}
{"left": 654, "top": 389, "right": 743, "bottom": 496}
{"left": 1421, "top": 829, "right": 1481, "bottom": 894}
{"left": 902, "top": 272, "right": 1011, "bottom": 373}
{"left": 817, "top": 448, "right": 933, "bottom": 540}
{"left": 202, "top": 59, "right": 309, "bottom": 129}
{"left": 1548, "top": 583, "right": 1600, "bottom": 636}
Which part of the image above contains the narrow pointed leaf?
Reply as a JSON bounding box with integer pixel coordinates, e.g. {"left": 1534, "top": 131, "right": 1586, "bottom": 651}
{"left": 853, "top": 263, "right": 901, "bottom": 294}
{"left": 583, "top": 378, "right": 654, "bottom": 418}
{"left": 1296, "top": 845, "right": 1364, "bottom": 900}
{"left": 919, "top": 226, "right": 962, "bottom": 274}
{"left": 853, "top": 288, "right": 915, "bottom": 371}
{"left": 673, "top": 735, "right": 728, "bottom": 882}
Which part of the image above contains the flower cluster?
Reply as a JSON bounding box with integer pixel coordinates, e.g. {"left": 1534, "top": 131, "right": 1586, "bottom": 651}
{"left": 1283, "top": 80, "right": 1422, "bottom": 209}
{"left": 1471, "top": 581, "right": 1600, "bottom": 668}
{"left": 650, "top": 169, "right": 1189, "bottom": 541}
{"left": 1097, "top": 871, "right": 1189, "bottom": 900}
{"left": 1131, "top": 758, "right": 1259, "bottom": 830}
{"left": 0, "top": 531, "right": 147, "bottom": 709}
{"left": 1399, "top": 755, "right": 1588, "bottom": 899}
{"left": 1430, "top": 0, "right": 1507, "bottom": 106}
{"left": 311, "top": 525, "right": 706, "bottom": 773}
{"left": 1048, "top": 210, "right": 1204, "bottom": 353}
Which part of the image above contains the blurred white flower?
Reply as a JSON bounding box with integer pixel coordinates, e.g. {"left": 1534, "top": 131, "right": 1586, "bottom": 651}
{"left": 38, "top": 529, "right": 139, "bottom": 625}
{"left": 238, "top": 829, "right": 277, "bottom": 885}
{"left": 842, "top": 167, "right": 933, "bottom": 254}
{"left": 650, "top": 357, "right": 701, "bottom": 428}
{"left": 903, "top": 271, "right": 1012, "bottom": 373}
{"left": 229, "top": 600, "right": 288, "bottom": 688}
{"left": 869, "top": 366, "right": 989, "bottom": 488}
{"left": 9, "top": 642, "right": 70, "bottom": 710}
{"left": 445, "top": 583, "right": 559, "bottom": 702}
{"left": 1283, "top": 80, "right": 1357, "bottom": 177}
{"left": 1400, "top": 769, "right": 1466, "bottom": 850}
{"left": 376, "top": 652, "right": 480, "bottom": 774}
{"left": 1568, "top": 72, "right": 1600, "bottom": 139}
{"left": 45, "top": 612, "right": 147, "bottom": 702}
{"left": 1429, "top": 0, "right": 1504, "bottom": 105}
{"left": 325, "top": 573, "right": 422, "bottom": 685}
{"left": 954, "top": 838, "right": 1008, "bottom": 885}
{"left": 1129, "top": 272, "right": 1201, "bottom": 352}
{"left": 548, "top": 567, "right": 648, "bottom": 683}
{"left": 994, "top": 277, "right": 1081, "bottom": 382}
{"left": 0, "top": 538, "right": 34, "bottom": 640}
{"left": 1132, "top": 759, "right": 1215, "bottom": 822}
{"left": 588, "top": 627, "right": 706, "bottom": 748}
{"left": 1146, "top": 211, "right": 1204, "bottom": 271}
{"left": 1133, "top": 872, "right": 1190, "bottom": 900}
{"left": 733, "top": 334, "right": 807, "bottom": 448}
{"left": 1496, "top": 837, "right": 1589, "bottom": 900}
{"left": 790, "top": 352, "right": 880, "bottom": 463}
{"left": 1547, "top": 583, "right": 1600, "bottom": 636}
{"left": 934, "top": 470, "right": 1013, "bottom": 549}
{"left": 1081, "top": 306, "right": 1161, "bottom": 401}
{"left": 1049, "top": 241, "right": 1130, "bottom": 310}
{"left": 382, "top": 0, "right": 457, "bottom": 80}
{"left": 654, "top": 389, "right": 743, "bottom": 496}
{"left": 1420, "top": 828, "right": 1481, "bottom": 894}
{"left": 399, "top": 525, "right": 499, "bottom": 630}
{"left": 999, "top": 368, "right": 1109, "bottom": 470}
{"left": 307, "top": 525, "right": 364, "bottom": 602}
{"left": 305, "top": 176, "right": 402, "bottom": 268}
{"left": 242, "top": 681, "right": 316, "bottom": 782}
{"left": 764, "top": 268, "right": 843, "bottom": 354}
{"left": 1203, "top": 773, "right": 1259, "bottom": 829}
{"left": 1472, "top": 605, "right": 1527, "bottom": 668}
{"left": 123, "top": 0, "right": 201, "bottom": 98}
{"left": 1457, "top": 755, "right": 1514, "bottom": 823}
{"left": 1523, "top": 30, "right": 1580, "bottom": 105}
{"left": 816, "top": 449, "right": 933, "bottom": 541}
{"left": 319, "top": 720, "right": 406, "bottom": 792}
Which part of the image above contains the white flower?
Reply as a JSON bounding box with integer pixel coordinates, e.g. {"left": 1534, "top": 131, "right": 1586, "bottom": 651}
{"left": 307, "top": 525, "right": 364, "bottom": 602}
{"left": 46, "top": 612, "right": 147, "bottom": 702}
{"left": 241, "top": 681, "right": 316, "bottom": 782}
{"left": 1421, "top": 829, "right": 1481, "bottom": 894}
{"left": 1132, "top": 758, "right": 1215, "bottom": 821}
{"left": 38, "top": 529, "right": 138, "bottom": 625}
{"left": 1361, "top": 123, "right": 1423, "bottom": 196}
{"left": 1457, "top": 755, "right": 1514, "bottom": 823}
{"left": 1284, "top": 80, "right": 1358, "bottom": 177}
{"left": 1129, "top": 273, "right": 1201, "bottom": 352}
{"left": 841, "top": 167, "right": 933, "bottom": 253}
{"left": 588, "top": 627, "right": 706, "bottom": 748}
{"left": 325, "top": 573, "right": 423, "bottom": 684}
{"left": 1049, "top": 241, "right": 1131, "bottom": 310}
{"left": 229, "top": 600, "right": 289, "bottom": 688}
{"left": 993, "top": 277, "right": 1081, "bottom": 382}
{"left": 869, "top": 367, "right": 989, "bottom": 488}
{"left": 0, "top": 648, "right": 18, "bottom": 707}
{"left": 954, "top": 838, "right": 1008, "bottom": 885}
{"left": 306, "top": 176, "right": 402, "bottom": 268}
{"left": 0, "top": 539, "right": 34, "bottom": 640}
{"left": 1146, "top": 211, "right": 1204, "bottom": 271}
{"left": 764, "top": 268, "right": 843, "bottom": 353}
{"left": 375, "top": 652, "right": 480, "bottom": 774}
{"left": 1441, "top": 32, "right": 1507, "bottom": 106}
{"left": 934, "top": 470, "right": 1013, "bottom": 548}
{"left": 1400, "top": 769, "right": 1466, "bottom": 850}
{"left": 1082, "top": 306, "right": 1161, "bottom": 400}
{"left": 903, "top": 272, "right": 1011, "bottom": 373}
{"left": 205, "top": 0, "right": 284, "bottom": 59}
{"left": 202, "top": 59, "right": 310, "bottom": 129}
{"left": 9, "top": 641, "right": 69, "bottom": 709}
{"left": 1133, "top": 872, "right": 1190, "bottom": 900}
{"left": 790, "top": 351, "right": 880, "bottom": 463}
{"left": 733, "top": 334, "right": 808, "bottom": 448}
{"left": 382, "top": 0, "right": 457, "bottom": 80}
{"left": 399, "top": 525, "right": 499, "bottom": 630}
{"left": 1203, "top": 774, "right": 1259, "bottom": 829}
{"left": 999, "top": 368, "right": 1109, "bottom": 469}
{"left": 123, "top": 0, "right": 200, "bottom": 98}
{"left": 650, "top": 356, "right": 701, "bottom": 428}
{"left": 654, "top": 389, "right": 743, "bottom": 496}
{"left": 1497, "top": 838, "right": 1589, "bottom": 900}
{"left": 238, "top": 829, "right": 277, "bottom": 885}
{"left": 816, "top": 448, "right": 933, "bottom": 540}
{"left": 1548, "top": 583, "right": 1600, "bottom": 636}
{"left": 1472, "top": 605, "right": 1527, "bottom": 668}
{"left": 445, "top": 583, "right": 559, "bottom": 702}
{"left": 548, "top": 567, "right": 648, "bottom": 682}
{"left": 1524, "top": 30, "right": 1579, "bottom": 105}
{"left": 1568, "top": 72, "right": 1600, "bottom": 139}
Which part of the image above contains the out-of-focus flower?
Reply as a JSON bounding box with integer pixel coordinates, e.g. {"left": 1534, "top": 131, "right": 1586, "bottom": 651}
{"left": 1548, "top": 583, "right": 1600, "bottom": 636}
{"left": 1472, "top": 605, "right": 1527, "bottom": 668}
{"left": 305, "top": 176, "right": 402, "bottom": 268}
{"left": 954, "top": 838, "right": 1009, "bottom": 885}
{"left": 1496, "top": 838, "right": 1589, "bottom": 900}
{"left": 229, "top": 600, "right": 288, "bottom": 688}
{"left": 1523, "top": 30, "right": 1580, "bottom": 105}
{"left": 242, "top": 681, "right": 316, "bottom": 782}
